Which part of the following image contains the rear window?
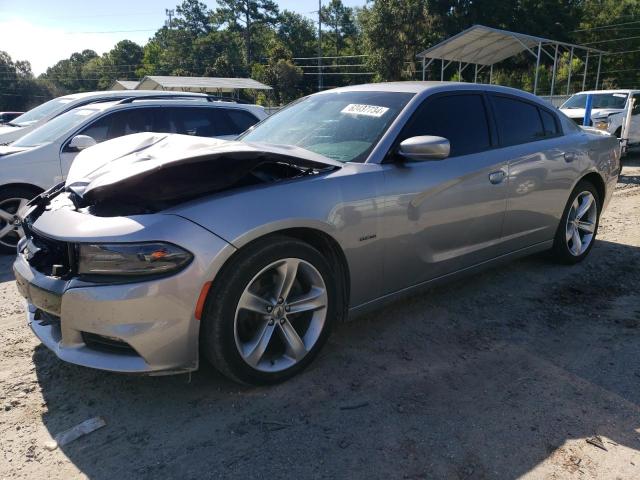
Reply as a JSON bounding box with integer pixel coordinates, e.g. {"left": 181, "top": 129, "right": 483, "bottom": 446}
{"left": 540, "top": 109, "right": 559, "bottom": 136}
{"left": 491, "top": 96, "right": 545, "bottom": 146}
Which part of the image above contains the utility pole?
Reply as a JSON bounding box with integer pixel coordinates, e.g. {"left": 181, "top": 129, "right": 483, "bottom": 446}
{"left": 318, "top": 0, "right": 323, "bottom": 91}
{"left": 165, "top": 9, "right": 174, "bottom": 29}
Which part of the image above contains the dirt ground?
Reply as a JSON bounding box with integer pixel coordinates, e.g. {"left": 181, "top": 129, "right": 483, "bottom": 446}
{"left": 1, "top": 156, "right": 640, "bottom": 480}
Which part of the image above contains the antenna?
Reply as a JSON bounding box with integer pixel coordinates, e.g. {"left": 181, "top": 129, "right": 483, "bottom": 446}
{"left": 165, "top": 8, "right": 175, "bottom": 29}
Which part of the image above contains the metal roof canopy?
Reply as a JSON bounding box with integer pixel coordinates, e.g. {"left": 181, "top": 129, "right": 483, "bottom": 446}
{"left": 135, "top": 76, "right": 272, "bottom": 94}
{"left": 110, "top": 80, "right": 139, "bottom": 90}
{"left": 417, "top": 25, "right": 608, "bottom": 96}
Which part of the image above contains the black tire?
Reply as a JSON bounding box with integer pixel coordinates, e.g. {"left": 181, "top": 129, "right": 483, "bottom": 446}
{"left": 551, "top": 180, "right": 601, "bottom": 264}
{"left": 200, "top": 235, "right": 340, "bottom": 385}
{"left": 0, "top": 186, "right": 41, "bottom": 255}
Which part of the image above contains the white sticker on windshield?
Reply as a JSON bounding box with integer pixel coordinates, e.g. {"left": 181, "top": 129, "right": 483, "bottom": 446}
{"left": 613, "top": 93, "right": 627, "bottom": 98}
{"left": 341, "top": 104, "right": 389, "bottom": 117}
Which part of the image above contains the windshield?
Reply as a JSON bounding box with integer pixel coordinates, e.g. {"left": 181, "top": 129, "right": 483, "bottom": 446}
{"left": 240, "top": 91, "right": 414, "bottom": 162}
{"left": 9, "top": 97, "right": 76, "bottom": 127}
{"left": 12, "top": 107, "right": 99, "bottom": 148}
{"left": 562, "top": 93, "right": 628, "bottom": 110}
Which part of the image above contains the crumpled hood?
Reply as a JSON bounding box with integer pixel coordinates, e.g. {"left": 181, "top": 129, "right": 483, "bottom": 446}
{"left": 66, "top": 132, "right": 343, "bottom": 204}
{"left": 560, "top": 107, "right": 624, "bottom": 119}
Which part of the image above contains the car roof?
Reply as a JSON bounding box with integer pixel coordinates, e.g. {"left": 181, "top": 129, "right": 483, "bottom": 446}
{"left": 57, "top": 90, "right": 207, "bottom": 101}
{"left": 319, "top": 81, "right": 548, "bottom": 105}
{"left": 65, "top": 98, "right": 264, "bottom": 115}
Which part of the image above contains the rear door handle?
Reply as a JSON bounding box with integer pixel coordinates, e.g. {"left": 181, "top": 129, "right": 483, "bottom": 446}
{"left": 488, "top": 170, "right": 506, "bottom": 184}
{"left": 564, "top": 152, "right": 576, "bottom": 162}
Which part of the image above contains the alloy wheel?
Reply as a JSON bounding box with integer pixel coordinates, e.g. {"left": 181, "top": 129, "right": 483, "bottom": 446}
{"left": 0, "top": 197, "right": 27, "bottom": 250}
{"left": 565, "top": 191, "right": 597, "bottom": 256}
{"left": 233, "top": 258, "right": 328, "bottom": 373}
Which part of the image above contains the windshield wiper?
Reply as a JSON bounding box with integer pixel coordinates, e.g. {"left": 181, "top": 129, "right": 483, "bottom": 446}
{"left": 6, "top": 122, "right": 23, "bottom": 127}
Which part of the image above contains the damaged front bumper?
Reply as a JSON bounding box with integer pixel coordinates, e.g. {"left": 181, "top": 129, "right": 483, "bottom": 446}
{"left": 14, "top": 207, "right": 236, "bottom": 375}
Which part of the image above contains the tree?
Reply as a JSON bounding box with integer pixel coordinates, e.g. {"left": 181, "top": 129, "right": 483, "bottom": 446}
{"left": 214, "top": 0, "right": 280, "bottom": 64}
{"left": 321, "top": 0, "right": 357, "bottom": 56}
{"left": 174, "top": 0, "right": 213, "bottom": 35}
{"left": 277, "top": 10, "right": 317, "bottom": 58}
{"left": 0, "top": 51, "right": 58, "bottom": 110}
{"left": 41, "top": 49, "right": 99, "bottom": 92}
{"left": 360, "top": 0, "right": 440, "bottom": 81}
{"left": 252, "top": 39, "right": 302, "bottom": 104}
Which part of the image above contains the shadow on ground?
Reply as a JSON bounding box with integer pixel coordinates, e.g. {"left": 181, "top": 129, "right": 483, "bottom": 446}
{"left": 16, "top": 236, "right": 639, "bottom": 479}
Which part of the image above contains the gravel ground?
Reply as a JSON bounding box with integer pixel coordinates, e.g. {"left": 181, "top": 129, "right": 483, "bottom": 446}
{"left": 1, "top": 156, "right": 640, "bottom": 480}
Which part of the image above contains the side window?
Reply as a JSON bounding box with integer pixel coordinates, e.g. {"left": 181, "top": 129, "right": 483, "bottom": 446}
{"left": 79, "top": 109, "right": 155, "bottom": 143}
{"left": 172, "top": 108, "right": 217, "bottom": 137}
{"left": 632, "top": 94, "right": 640, "bottom": 116}
{"left": 491, "top": 96, "right": 545, "bottom": 146}
{"left": 399, "top": 94, "right": 491, "bottom": 157}
{"left": 540, "top": 109, "right": 559, "bottom": 136}
{"left": 224, "top": 109, "right": 260, "bottom": 134}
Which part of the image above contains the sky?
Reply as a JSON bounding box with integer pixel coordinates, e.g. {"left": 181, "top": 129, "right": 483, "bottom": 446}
{"left": 0, "top": 0, "right": 366, "bottom": 75}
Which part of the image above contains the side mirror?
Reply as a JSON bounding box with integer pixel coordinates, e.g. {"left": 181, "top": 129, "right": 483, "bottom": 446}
{"left": 67, "top": 135, "right": 97, "bottom": 152}
{"left": 398, "top": 135, "right": 450, "bottom": 161}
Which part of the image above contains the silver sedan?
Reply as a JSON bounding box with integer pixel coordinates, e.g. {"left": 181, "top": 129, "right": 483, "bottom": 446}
{"left": 13, "top": 82, "right": 620, "bottom": 385}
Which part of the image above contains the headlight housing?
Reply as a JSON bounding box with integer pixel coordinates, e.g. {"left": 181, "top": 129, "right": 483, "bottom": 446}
{"left": 592, "top": 116, "right": 610, "bottom": 131}
{"left": 77, "top": 242, "right": 193, "bottom": 277}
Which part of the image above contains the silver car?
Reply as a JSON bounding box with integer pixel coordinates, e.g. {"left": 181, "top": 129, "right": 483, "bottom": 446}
{"left": 13, "top": 82, "right": 621, "bottom": 385}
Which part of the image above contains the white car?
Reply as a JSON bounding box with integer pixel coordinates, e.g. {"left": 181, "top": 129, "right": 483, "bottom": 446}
{"left": 0, "top": 97, "right": 266, "bottom": 253}
{"left": 560, "top": 90, "right": 640, "bottom": 144}
{"left": 0, "top": 90, "right": 208, "bottom": 145}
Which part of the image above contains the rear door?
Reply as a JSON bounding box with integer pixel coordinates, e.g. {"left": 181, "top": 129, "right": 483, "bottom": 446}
{"left": 489, "top": 94, "right": 583, "bottom": 251}
{"left": 380, "top": 92, "right": 509, "bottom": 294}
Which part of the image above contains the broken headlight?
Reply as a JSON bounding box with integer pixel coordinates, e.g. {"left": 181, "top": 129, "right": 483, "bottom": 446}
{"left": 77, "top": 242, "right": 193, "bottom": 277}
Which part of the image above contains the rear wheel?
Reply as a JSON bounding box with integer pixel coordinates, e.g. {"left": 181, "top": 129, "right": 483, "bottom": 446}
{"left": 201, "top": 236, "right": 338, "bottom": 385}
{"left": 0, "top": 186, "right": 40, "bottom": 254}
{"left": 551, "top": 180, "right": 600, "bottom": 264}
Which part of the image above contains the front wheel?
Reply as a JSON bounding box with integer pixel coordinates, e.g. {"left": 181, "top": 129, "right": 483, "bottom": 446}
{"left": 551, "top": 180, "right": 600, "bottom": 264}
{"left": 201, "top": 236, "right": 338, "bottom": 385}
{"left": 0, "top": 187, "right": 40, "bottom": 255}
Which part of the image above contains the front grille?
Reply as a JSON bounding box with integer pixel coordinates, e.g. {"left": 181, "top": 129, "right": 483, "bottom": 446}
{"left": 21, "top": 222, "right": 75, "bottom": 277}
{"left": 81, "top": 332, "right": 138, "bottom": 356}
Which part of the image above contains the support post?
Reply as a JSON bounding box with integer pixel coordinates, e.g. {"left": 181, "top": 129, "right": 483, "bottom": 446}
{"left": 458, "top": 61, "right": 462, "bottom": 80}
{"left": 317, "top": 0, "right": 322, "bottom": 91}
{"left": 533, "top": 42, "right": 542, "bottom": 95}
{"left": 474, "top": 64, "right": 478, "bottom": 83}
{"left": 489, "top": 64, "right": 493, "bottom": 84}
{"left": 567, "top": 47, "right": 574, "bottom": 95}
{"left": 550, "top": 44, "right": 559, "bottom": 97}
{"left": 422, "top": 57, "right": 426, "bottom": 81}
{"left": 441, "top": 59, "right": 444, "bottom": 82}
{"left": 595, "top": 53, "right": 602, "bottom": 90}
{"left": 582, "top": 51, "right": 589, "bottom": 91}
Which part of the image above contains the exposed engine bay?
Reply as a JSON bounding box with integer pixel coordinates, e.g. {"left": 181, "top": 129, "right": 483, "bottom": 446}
{"left": 30, "top": 133, "right": 342, "bottom": 217}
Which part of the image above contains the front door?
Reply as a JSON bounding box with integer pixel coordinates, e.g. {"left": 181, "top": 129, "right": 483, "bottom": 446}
{"left": 380, "top": 92, "right": 508, "bottom": 295}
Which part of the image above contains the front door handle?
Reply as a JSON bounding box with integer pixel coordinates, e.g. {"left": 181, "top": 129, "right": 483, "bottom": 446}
{"left": 488, "top": 170, "right": 506, "bottom": 184}
{"left": 564, "top": 152, "right": 576, "bottom": 162}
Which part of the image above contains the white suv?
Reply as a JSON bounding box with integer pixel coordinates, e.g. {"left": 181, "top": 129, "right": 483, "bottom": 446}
{"left": 560, "top": 90, "right": 640, "bottom": 144}
{"left": 0, "top": 97, "right": 266, "bottom": 253}
{"left": 0, "top": 90, "right": 208, "bottom": 145}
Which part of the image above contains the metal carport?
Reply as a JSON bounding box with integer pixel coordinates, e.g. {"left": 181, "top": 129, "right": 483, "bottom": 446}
{"left": 417, "top": 25, "right": 607, "bottom": 95}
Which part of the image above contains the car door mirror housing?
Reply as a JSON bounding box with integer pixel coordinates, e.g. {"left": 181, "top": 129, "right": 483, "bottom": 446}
{"left": 67, "top": 135, "right": 97, "bottom": 152}
{"left": 398, "top": 136, "right": 450, "bottom": 161}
